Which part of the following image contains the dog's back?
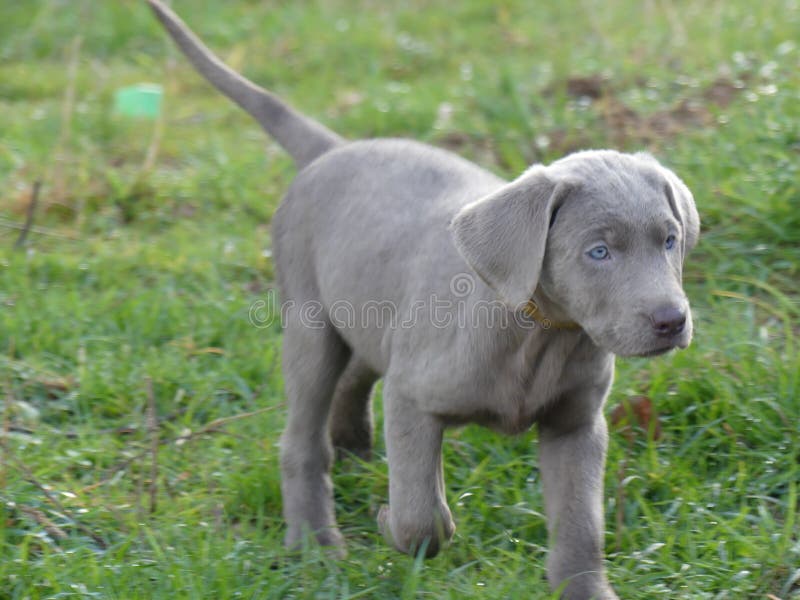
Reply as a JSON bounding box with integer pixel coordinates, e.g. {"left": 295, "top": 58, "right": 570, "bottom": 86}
{"left": 272, "top": 139, "right": 504, "bottom": 371}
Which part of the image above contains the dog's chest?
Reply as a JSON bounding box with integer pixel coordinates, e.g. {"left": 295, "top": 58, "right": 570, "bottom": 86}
{"left": 419, "top": 332, "right": 606, "bottom": 435}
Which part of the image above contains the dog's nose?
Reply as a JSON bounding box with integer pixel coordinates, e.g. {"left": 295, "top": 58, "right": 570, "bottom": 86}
{"left": 649, "top": 306, "right": 686, "bottom": 337}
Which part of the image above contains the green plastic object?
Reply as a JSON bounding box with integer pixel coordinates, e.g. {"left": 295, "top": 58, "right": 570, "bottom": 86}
{"left": 114, "top": 83, "right": 163, "bottom": 118}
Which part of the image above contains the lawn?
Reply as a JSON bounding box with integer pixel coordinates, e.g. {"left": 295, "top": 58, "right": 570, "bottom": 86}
{"left": 1, "top": 0, "right": 798, "bottom": 598}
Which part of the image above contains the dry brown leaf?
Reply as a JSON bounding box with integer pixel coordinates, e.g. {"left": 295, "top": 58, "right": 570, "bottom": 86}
{"left": 610, "top": 395, "right": 662, "bottom": 442}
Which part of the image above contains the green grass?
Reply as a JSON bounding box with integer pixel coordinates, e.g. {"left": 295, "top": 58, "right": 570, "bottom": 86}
{"left": 1, "top": 0, "right": 799, "bottom": 598}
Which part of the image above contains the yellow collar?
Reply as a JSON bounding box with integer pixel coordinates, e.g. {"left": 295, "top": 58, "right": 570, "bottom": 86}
{"left": 523, "top": 300, "right": 582, "bottom": 331}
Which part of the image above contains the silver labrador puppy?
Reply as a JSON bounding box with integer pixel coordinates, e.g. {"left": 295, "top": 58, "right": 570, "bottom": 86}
{"left": 149, "top": 2, "right": 699, "bottom": 598}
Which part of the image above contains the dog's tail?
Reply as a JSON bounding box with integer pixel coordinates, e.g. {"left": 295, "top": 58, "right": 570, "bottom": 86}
{"left": 147, "top": 0, "right": 344, "bottom": 168}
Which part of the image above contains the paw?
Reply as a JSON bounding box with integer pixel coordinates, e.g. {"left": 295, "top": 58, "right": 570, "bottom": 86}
{"left": 588, "top": 588, "right": 619, "bottom": 600}
{"left": 284, "top": 524, "right": 346, "bottom": 559}
{"left": 555, "top": 579, "right": 619, "bottom": 600}
{"left": 377, "top": 504, "right": 454, "bottom": 558}
{"left": 377, "top": 504, "right": 391, "bottom": 538}
{"left": 332, "top": 438, "right": 372, "bottom": 462}
{"left": 331, "top": 426, "right": 373, "bottom": 462}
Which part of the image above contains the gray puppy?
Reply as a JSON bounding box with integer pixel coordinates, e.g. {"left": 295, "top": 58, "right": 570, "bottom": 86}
{"left": 148, "top": 2, "right": 699, "bottom": 598}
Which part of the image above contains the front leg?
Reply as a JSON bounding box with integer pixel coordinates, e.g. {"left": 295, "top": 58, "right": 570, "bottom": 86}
{"left": 539, "top": 398, "right": 619, "bottom": 600}
{"left": 378, "top": 380, "right": 455, "bottom": 557}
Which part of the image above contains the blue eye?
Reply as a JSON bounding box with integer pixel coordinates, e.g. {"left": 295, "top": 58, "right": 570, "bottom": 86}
{"left": 665, "top": 234, "right": 676, "bottom": 250}
{"left": 588, "top": 245, "right": 609, "bottom": 260}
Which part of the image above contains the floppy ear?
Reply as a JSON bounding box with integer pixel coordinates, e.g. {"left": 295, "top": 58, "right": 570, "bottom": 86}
{"left": 662, "top": 168, "right": 700, "bottom": 255}
{"left": 450, "top": 167, "right": 571, "bottom": 307}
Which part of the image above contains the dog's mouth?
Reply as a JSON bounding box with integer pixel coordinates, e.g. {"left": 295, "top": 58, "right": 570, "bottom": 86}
{"left": 636, "top": 345, "right": 677, "bottom": 358}
{"left": 605, "top": 319, "right": 692, "bottom": 358}
{"left": 588, "top": 326, "right": 689, "bottom": 358}
{"left": 612, "top": 335, "right": 690, "bottom": 358}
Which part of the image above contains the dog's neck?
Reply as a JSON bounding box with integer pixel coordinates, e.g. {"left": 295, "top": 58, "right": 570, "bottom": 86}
{"left": 526, "top": 289, "right": 581, "bottom": 331}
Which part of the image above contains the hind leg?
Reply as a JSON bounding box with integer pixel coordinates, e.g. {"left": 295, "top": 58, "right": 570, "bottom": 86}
{"left": 329, "top": 357, "right": 378, "bottom": 461}
{"left": 280, "top": 313, "right": 350, "bottom": 552}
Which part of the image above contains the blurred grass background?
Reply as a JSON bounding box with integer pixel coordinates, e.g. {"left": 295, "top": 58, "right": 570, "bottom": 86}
{"left": 0, "top": 0, "right": 798, "bottom": 598}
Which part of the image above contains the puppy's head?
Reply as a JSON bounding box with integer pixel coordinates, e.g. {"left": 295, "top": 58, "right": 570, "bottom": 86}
{"left": 450, "top": 150, "right": 699, "bottom": 357}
